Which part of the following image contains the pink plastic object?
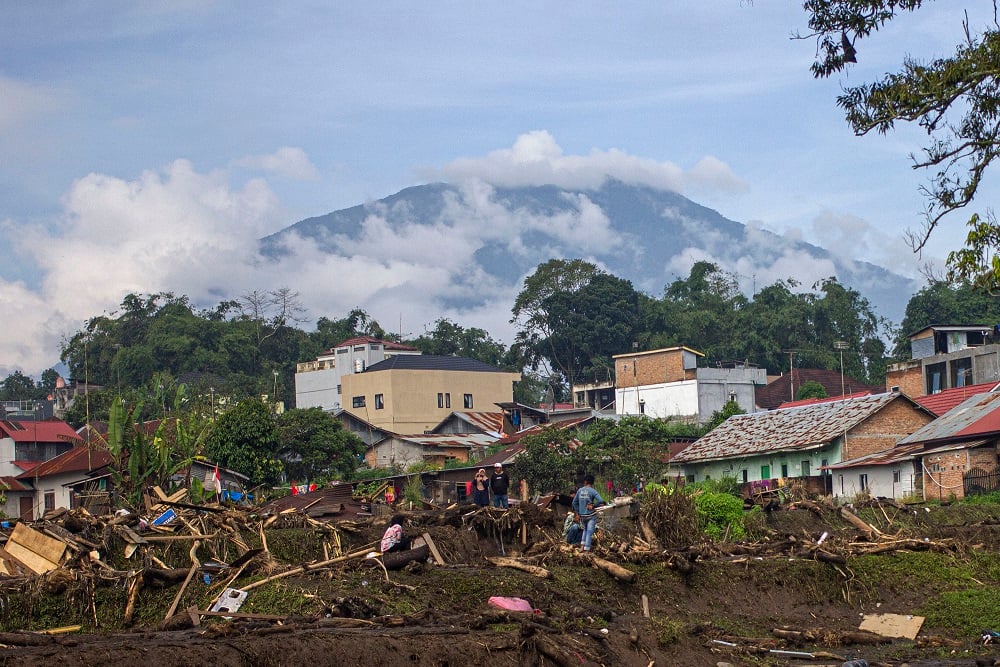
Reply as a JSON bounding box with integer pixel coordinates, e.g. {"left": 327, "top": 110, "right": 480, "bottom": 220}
{"left": 488, "top": 596, "right": 535, "bottom": 613}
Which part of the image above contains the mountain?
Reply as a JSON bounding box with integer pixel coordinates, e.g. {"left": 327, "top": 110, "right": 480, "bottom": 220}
{"left": 261, "top": 180, "right": 918, "bottom": 324}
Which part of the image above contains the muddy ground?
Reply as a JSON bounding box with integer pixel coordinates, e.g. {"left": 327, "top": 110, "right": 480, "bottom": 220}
{"left": 1, "top": 500, "right": 999, "bottom": 667}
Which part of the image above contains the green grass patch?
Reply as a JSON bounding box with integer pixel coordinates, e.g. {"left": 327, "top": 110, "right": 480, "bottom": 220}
{"left": 920, "top": 588, "right": 1000, "bottom": 636}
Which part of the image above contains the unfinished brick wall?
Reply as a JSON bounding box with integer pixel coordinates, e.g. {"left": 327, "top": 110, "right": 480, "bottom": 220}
{"left": 885, "top": 362, "right": 923, "bottom": 397}
{"left": 921, "top": 446, "right": 1000, "bottom": 501}
{"left": 845, "top": 399, "right": 933, "bottom": 460}
{"left": 616, "top": 350, "right": 694, "bottom": 388}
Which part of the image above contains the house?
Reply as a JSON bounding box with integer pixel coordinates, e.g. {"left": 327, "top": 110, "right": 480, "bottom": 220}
{"left": 364, "top": 433, "right": 499, "bottom": 468}
{"left": 612, "top": 347, "right": 765, "bottom": 422}
{"left": 0, "top": 419, "right": 80, "bottom": 479}
{"left": 897, "top": 390, "right": 1000, "bottom": 500}
{"left": 294, "top": 336, "right": 421, "bottom": 411}
{"left": 669, "top": 392, "right": 933, "bottom": 491}
{"left": 886, "top": 324, "right": 1000, "bottom": 397}
{"left": 756, "top": 369, "right": 885, "bottom": 411}
{"left": 914, "top": 381, "right": 998, "bottom": 417}
{"left": 342, "top": 354, "right": 521, "bottom": 434}
{"left": 15, "top": 445, "right": 112, "bottom": 520}
{"left": 822, "top": 443, "right": 924, "bottom": 501}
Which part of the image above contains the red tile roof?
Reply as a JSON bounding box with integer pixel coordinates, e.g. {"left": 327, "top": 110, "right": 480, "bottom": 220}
{"left": 0, "top": 420, "right": 81, "bottom": 444}
{"left": 331, "top": 336, "right": 418, "bottom": 352}
{"left": 756, "top": 369, "right": 884, "bottom": 410}
{"left": 16, "top": 445, "right": 112, "bottom": 480}
{"left": 915, "top": 382, "right": 998, "bottom": 416}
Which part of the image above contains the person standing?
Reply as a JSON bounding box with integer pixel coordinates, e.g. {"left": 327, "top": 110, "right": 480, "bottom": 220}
{"left": 572, "top": 474, "right": 605, "bottom": 552}
{"left": 472, "top": 468, "right": 491, "bottom": 506}
{"left": 490, "top": 462, "right": 510, "bottom": 508}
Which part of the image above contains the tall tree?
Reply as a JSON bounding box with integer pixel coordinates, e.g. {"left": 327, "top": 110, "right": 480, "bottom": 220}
{"left": 203, "top": 399, "right": 283, "bottom": 486}
{"left": 802, "top": 1, "right": 1000, "bottom": 286}
{"left": 893, "top": 280, "right": 1000, "bottom": 358}
{"left": 275, "top": 408, "right": 364, "bottom": 482}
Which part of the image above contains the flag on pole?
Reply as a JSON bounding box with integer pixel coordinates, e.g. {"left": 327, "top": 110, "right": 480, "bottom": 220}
{"left": 213, "top": 466, "right": 222, "bottom": 496}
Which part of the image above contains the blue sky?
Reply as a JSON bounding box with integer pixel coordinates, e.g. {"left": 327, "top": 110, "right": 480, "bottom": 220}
{"left": 0, "top": 2, "right": 992, "bottom": 376}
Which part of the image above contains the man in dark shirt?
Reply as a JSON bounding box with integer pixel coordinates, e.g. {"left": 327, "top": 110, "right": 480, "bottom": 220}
{"left": 490, "top": 462, "right": 510, "bottom": 508}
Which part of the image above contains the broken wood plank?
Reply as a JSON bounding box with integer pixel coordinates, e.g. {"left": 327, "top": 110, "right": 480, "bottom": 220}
{"left": 164, "top": 540, "right": 201, "bottom": 621}
{"left": 5, "top": 524, "right": 65, "bottom": 574}
{"left": 839, "top": 507, "right": 884, "bottom": 539}
{"left": 142, "top": 533, "right": 217, "bottom": 542}
{"left": 241, "top": 547, "right": 373, "bottom": 591}
{"left": 859, "top": 613, "right": 925, "bottom": 639}
{"left": 488, "top": 556, "right": 552, "bottom": 578}
{"left": 421, "top": 532, "right": 445, "bottom": 565}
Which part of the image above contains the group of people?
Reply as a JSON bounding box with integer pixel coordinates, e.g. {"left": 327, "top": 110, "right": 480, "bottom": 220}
{"left": 470, "top": 462, "right": 511, "bottom": 508}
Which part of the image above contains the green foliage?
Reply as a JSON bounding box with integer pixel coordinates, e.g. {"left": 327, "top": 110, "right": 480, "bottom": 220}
{"left": 203, "top": 398, "right": 282, "bottom": 486}
{"left": 508, "top": 426, "right": 578, "bottom": 495}
{"left": 410, "top": 318, "right": 508, "bottom": 366}
{"left": 795, "top": 380, "right": 828, "bottom": 400}
{"left": 402, "top": 476, "right": 424, "bottom": 503}
{"left": 921, "top": 588, "right": 1000, "bottom": 637}
{"left": 694, "top": 491, "right": 746, "bottom": 541}
{"left": 690, "top": 476, "right": 742, "bottom": 497}
{"left": 805, "top": 1, "right": 1000, "bottom": 275}
{"left": 707, "top": 400, "right": 745, "bottom": 430}
{"left": 275, "top": 407, "right": 364, "bottom": 482}
{"left": 0, "top": 370, "right": 55, "bottom": 401}
{"left": 892, "top": 279, "right": 1000, "bottom": 358}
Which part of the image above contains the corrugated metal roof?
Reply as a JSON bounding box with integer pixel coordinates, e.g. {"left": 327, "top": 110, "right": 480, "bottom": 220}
{"left": 440, "top": 411, "right": 504, "bottom": 434}
{"left": 16, "top": 445, "right": 112, "bottom": 479}
{"left": 672, "top": 392, "right": 907, "bottom": 464}
{"left": 916, "top": 383, "right": 998, "bottom": 416}
{"left": 395, "top": 433, "right": 499, "bottom": 448}
{"left": 899, "top": 391, "right": 1000, "bottom": 445}
{"left": 823, "top": 442, "right": 924, "bottom": 469}
{"left": 0, "top": 476, "right": 31, "bottom": 492}
{"left": 0, "top": 420, "right": 81, "bottom": 444}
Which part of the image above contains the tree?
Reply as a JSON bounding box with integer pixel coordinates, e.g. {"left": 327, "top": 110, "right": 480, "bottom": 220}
{"left": 0, "top": 371, "right": 41, "bottom": 400}
{"left": 203, "top": 399, "right": 283, "bottom": 486}
{"left": 796, "top": 381, "right": 828, "bottom": 401}
{"left": 892, "top": 279, "right": 1000, "bottom": 358}
{"left": 802, "top": 1, "right": 1000, "bottom": 283}
{"left": 512, "top": 259, "right": 641, "bottom": 391}
{"left": 410, "top": 319, "right": 507, "bottom": 366}
{"left": 707, "top": 400, "right": 745, "bottom": 430}
{"left": 275, "top": 408, "right": 364, "bottom": 482}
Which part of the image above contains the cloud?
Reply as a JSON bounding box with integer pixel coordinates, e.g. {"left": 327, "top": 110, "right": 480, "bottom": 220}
{"left": 432, "top": 130, "right": 746, "bottom": 194}
{"left": 234, "top": 147, "right": 319, "bottom": 180}
{"left": 810, "top": 209, "right": 926, "bottom": 278}
{"left": 0, "top": 74, "right": 62, "bottom": 130}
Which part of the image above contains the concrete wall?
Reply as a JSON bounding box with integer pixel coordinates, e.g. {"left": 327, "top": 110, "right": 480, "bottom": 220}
{"left": 616, "top": 380, "right": 698, "bottom": 419}
{"left": 675, "top": 443, "right": 841, "bottom": 484}
{"left": 615, "top": 348, "right": 697, "bottom": 390}
{"left": 830, "top": 462, "right": 918, "bottom": 501}
{"left": 345, "top": 368, "right": 520, "bottom": 434}
{"left": 921, "top": 445, "right": 999, "bottom": 501}
{"left": 294, "top": 367, "right": 341, "bottom": 410}
{"left": 695, "top": 367, "right": 765, "bottom": 421}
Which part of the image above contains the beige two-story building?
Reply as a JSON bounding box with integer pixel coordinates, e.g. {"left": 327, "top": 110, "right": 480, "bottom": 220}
{"left": 342, "top": 355, "right": 521, "bottom": 434}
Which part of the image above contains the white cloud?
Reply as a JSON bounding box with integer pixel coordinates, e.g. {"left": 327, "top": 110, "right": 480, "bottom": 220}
{"left": 0, "top": 74, "right": 61, "bottom": 130}
{"left": 810, "top": 209, "right": 924, "bottom": 277}
{"left": 433, "top": 130, "right": 746, "bottom": 194}
{"left": 235, "top": 147, "right": 319, "bottom": 180}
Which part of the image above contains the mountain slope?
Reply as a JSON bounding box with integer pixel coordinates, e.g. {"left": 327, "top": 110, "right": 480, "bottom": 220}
{"left": 261, "top": 180, "right": 918, "bottom": 323}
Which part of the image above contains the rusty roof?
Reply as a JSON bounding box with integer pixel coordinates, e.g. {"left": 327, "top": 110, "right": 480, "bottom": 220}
{"left": 0, "top": 476, "right": 31, "bottom": 492}
{"left": 672, "top": 392, "right": 912, "bottom": 464}
{"left": 899, "top": 390, "right": 1000, "bottom": 445}
{"left": 915, "top": 382, "right": 999, "bottom": 417}
{"left": 391, "top": 433, "right": 499, "bottom": 449}
{"left": 433, "top": 411, "right": 504, "bottom": 435}
{"left": 16, "top": 445, "right": 112, "bottom": 480}
{"left": 822, "top": 442, "right": 924, "bottom": 470}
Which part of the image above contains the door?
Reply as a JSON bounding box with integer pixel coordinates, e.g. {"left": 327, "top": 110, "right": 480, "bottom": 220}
{"left": 19, "top": 496, "right": 33, "bottom": 520}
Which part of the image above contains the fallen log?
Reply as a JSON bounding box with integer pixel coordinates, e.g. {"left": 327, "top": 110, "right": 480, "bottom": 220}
{"left": 488, "top": 556, "right": 552, "bottom": 578}
{"left": 241, "top": 547, "right": 373, "bottom": 591}
{"left": 839, "top": 508, "right": 883, "bottom": 540}
{"left": 586, "top": 554, "right": 636, "bottom": 583}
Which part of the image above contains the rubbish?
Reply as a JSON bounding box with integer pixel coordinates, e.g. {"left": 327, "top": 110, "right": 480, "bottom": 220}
{"left": 488, "top": 596, "right": 536, "bottom": 613}
{"left": 3, "top": 523, "right": 66, "bottom": 575}
{"left": 842, "top": 660, "right": 869, "bottom": 667}
{"left": 209, "top": 588, "right": 248, "bottom": 614}
{"left": 817, "top": 531, "right": 829, "bottom": 545}
{"left": 151, "top": 509, "right": 177, "bottom": 527}
{"left": 983, "top": 629, "right": 1000, "bottom": 644}
{"left": 859, "top": 613, "right": 924, "bottom": 639}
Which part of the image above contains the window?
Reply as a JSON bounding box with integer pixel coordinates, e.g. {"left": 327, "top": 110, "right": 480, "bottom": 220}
{"left": 892, "top": 469, "right": 901, "bottom": 483}
{"left": 741, "top": 470, "right": 748, "bottom": 483}
{"left": 463, "top": 393, "right": 473, "bottom": 409}
{"left": 638, "top": 399, "right": 646, "bottom": 414}
{"left": 437, "top": 393, "right": 444, "bottom": 408}
{"left": 926, "top": 362, "right": 945, "bottom": 394}
{"left": 336, "top": 384, "right": 341, "bottom": 395}
{"left": 352, "top": 396, "right": 366, "bottom": 408}
{"left": 374, "top": 394, "right": 384, "bottom": 410}
{"left": 44, "top": 492, "right": 55, "bottom": 512}
{"left": 445, "top": 393, "right": 450, "bottom": 408}
{"left": 800, "top": 460, "right": 811, "bottom": 476}
{"left": 686, "top": 474, "right": 695, "bottom": 483}
{"left": 821, "top": 458, "right": 829, "bottom": 475}
{"left": 859, "top": 473, "right": 868, "bottom": 491}
{"left": 761, "top": 465, "right": 770, "bottom": 479}
{"left": 780, "top": 463, "right": 788, "bottom": 478}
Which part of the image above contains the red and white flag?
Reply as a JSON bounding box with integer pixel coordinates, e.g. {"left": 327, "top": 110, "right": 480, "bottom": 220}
{"left": 213, "top": 466, "right": 222, "bottom": 495}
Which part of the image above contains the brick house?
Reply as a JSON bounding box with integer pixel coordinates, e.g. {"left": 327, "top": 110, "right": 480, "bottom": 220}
{"left": 897, "top": 390, "right": 1000, "bottom": 500}
{"left": 669, "top": 391, "right": 933, "bottom": 491}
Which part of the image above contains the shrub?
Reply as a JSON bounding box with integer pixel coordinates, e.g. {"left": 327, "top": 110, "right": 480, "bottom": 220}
{"left": 694, "top": 491, "right": 746, "bottom": 541}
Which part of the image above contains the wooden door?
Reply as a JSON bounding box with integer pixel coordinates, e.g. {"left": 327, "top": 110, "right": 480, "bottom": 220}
{"left": 18, "top": 496, "right": 33, "bottom": 521}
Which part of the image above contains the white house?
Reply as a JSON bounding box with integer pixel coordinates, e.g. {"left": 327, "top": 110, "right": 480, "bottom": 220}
{"left": 822, "top": 443, "right": 923, "bottom": 501}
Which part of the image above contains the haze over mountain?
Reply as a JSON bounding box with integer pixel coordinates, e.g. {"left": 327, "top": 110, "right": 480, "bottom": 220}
{"left": 263, "top": 179, "right": 919, "bottom": 326}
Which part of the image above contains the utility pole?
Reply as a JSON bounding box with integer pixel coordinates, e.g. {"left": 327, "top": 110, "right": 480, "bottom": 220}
{"left": 834, "top": 341, "right": 849, "bottom": 399}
